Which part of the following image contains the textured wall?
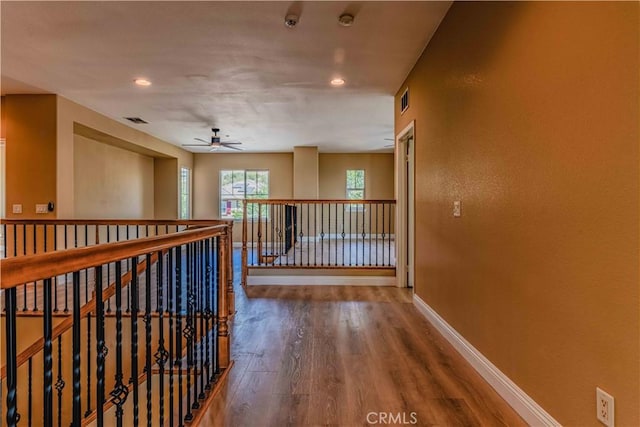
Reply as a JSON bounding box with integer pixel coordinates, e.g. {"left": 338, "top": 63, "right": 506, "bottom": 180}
{"left": 396, "top": 2, "right": 639, "bottom": 424}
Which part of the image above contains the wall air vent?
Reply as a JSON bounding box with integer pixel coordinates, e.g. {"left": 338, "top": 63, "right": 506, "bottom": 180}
{"left": 400, "top": 87, "right": 409, "bottom": 114}
{"left": 124, "top": 117, "right": 148, "bottom": 124}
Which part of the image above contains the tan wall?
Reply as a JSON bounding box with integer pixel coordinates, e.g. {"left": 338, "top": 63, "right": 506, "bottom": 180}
{"left": 4, "top": 95, "right": 57, "bottom": 218}
{"left": 56, "top": 96, "right": 192, "bottom": 218}
{"left": 293, "top": 146, "right": 319, "bottom": 198}
{"left": 396, "top": 2, "right": 639, "bottom": 425}
{"left": 193, "top": 153, "right": 294, "bottom": 239}
{"left": 74, "top": 134, "right": 154, "bottom": 218}
{"left": 319, "top": 153, "right": 394, "bottom": 200}
{"left": 154, "top": 158, "right": 179, "bottom": 219}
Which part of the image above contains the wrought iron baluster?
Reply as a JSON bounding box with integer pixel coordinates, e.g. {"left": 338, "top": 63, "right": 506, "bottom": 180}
{"left": 111, "top": 262, "right": 129, "bottom": 427}
{"left": 145, "top": 253, "right": 153, "bottom": 427}
{"left": 106, "top": 227, "right": 112, "bottom": 313}
{"left": 184, "top": 243, "right": 195, "bottom": 421}
{"left": 369, "top": 203, "right": 372, "bottom": 266}
{"left": 5, "top": 287, "right": 19, "bottom": 425}
{"left": 56, "top": 336, "right": 65, "bottom": 427}
{"left": 198, "top": 241, "right": 206, "bottom": 401}
{"left": 376, "top": 203, "right": 380, "bottom": 266}
{"left": 176, "top": 245, "right": 184, "bottom": 426}
{"left": 54, "top": 226, "right": 59, "bottom": 312}
{"left": 130, "top": 258, "right": 140, "bottom": 425}
{"left": 85, "top": 310, "right": 92, "bottom": 418}
{"left": 168, "top": 248, "right": 176, "bottom": 425}
{"left": 72, "top": 271, "right": 82, "bottom": 425}
{"left": 22, "top": 225, "right": 27, "bottom": 311}
{"left": 155, "top": 250, "right": 168, "bottom": 426}
{"left": 204, "top": 238, "right": 212, "bottom": 390}
{"left": 43, "top": 277, "right": 54, "bottom": 427}
{"left": 95, "top": 266, "right": 106, "bottom": 427}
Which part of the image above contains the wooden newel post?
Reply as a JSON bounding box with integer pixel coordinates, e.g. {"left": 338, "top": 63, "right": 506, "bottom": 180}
{"left": 218, "top": 233, "right": 230, "bottom": 369}
{"left": 227, "top": 222, "right": 235, "bottom": 316}
{"left": 241, "top": 200, "right": 248, "bottom": 287}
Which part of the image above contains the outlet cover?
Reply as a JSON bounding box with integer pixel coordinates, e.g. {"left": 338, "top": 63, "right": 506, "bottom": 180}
{"left": 596, "top": 387, "right": 614, "bottom": 427}
{"left": 12, "top": 204, "right": 22, "bottom": 214}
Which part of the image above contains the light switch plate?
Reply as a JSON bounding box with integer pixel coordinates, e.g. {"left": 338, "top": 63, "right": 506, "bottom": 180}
{"left": 12, "top": 204, "right": 22, "bottom": 214}
{"left": 453, "top": 201, "right": 461, "bottom": 217}
{"left": 36, "top": 204, "right": 48, "bottom": 214}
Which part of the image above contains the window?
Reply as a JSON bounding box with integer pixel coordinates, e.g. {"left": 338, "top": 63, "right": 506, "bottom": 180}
{"left": 180, "top": 167, "right": 191, "bottom": 219}
{"left": 220, "top": 170, "right": 269, "bottom": 219}
{"left": 346, "top": 169, "right": 365, "bottom": 200}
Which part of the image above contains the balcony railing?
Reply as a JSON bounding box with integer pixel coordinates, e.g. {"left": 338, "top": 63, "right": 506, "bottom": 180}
{"left": 241, "top": 199, "right": 396, "bottom": 285}
{"left": 1, "top": 219, "right": 234, "bottom": 315}
{"left": 1, "top": 220, "right": 233, "bottom": 426}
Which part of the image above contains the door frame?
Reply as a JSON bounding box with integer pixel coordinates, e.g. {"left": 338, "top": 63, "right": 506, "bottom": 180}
{"left": 395, "top": 121, "right": 415, "bottom": 288}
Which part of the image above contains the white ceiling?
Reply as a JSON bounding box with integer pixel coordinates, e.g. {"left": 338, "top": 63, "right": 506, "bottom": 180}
{"left": 1, "top": 1, "right": 451, "bottom": 153}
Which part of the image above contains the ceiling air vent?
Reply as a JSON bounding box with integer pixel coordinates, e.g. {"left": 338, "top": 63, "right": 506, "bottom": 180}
{"left": 124, "top": 117, "right": 148, "bottom": 124}
{"left": 400, "top": 87, "right": 409, "bottom": 114}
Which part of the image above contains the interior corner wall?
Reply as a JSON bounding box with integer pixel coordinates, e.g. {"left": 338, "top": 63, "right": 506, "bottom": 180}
{"left": 293, "top": 146, "right": 319, "bottom": 198}
{"left": 319, "top": 153, "right": 394, "bottom": 200}
{"left": 73, "top": 134, "right": 154, "bottom": 219}
{"left": 56, "top": 96, "right": 193, "bottom": 218}
{"left": 4, "top": 94, "right": 57, "bottom": 218}
{"left": 193, "top": 153, "right": 294, "bottom": 240}
{"left": 395, "top": 2, "right": 639, "bottom": 425}
{"left": 154, "top": 158, "right": 179, "bottom": 219}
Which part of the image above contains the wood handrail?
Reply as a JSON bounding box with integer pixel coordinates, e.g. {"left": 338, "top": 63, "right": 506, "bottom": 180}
{"left": 1, "top": 224, "right": 229, "bottom": 289}
{"left": 243, "top": 199, "right": 396, "bottom": 204}
{"left": 0, "top": 254, "right": 157, "bottom": 380}
{"left": 1, "top": 219, "right": 232, "bottom": 226}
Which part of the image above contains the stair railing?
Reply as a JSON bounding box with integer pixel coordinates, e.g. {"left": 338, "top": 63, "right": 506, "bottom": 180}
{"left": 241, "top": 199, "right": 396, "bottom": 285}
{"left": 1, "top": 223, "right": 232, "bottom": 427}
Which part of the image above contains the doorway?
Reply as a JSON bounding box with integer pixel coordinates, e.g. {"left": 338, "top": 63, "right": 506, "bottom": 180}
{"left": 395, "top": 121, "right": 415, "bottom": 289}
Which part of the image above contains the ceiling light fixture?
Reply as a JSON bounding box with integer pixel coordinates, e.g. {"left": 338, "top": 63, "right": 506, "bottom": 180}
{"left": 134, "top": 78, "right": 152, "bottom": 87}
{"left": 330, "top": 78, "right": 345, "bottom": 86}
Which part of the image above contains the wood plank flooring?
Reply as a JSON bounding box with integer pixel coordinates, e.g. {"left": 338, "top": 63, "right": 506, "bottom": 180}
{"left": 200, "top": 253, "right": 525, "bottom": 427}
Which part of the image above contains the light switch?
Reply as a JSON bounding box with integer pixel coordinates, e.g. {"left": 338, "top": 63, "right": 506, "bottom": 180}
{"left": 36, "top": 204, "right": 48, "bottom": 214}
{"left": 453, "top": 201, "right": 461, "bottom": 217}
{"left": 12, "top": 204, "right": 22, "bottom": 214}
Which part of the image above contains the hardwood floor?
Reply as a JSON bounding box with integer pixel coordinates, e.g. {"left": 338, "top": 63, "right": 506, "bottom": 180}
{"left": 200, "top": 254, "right": 525, "bottom": 427}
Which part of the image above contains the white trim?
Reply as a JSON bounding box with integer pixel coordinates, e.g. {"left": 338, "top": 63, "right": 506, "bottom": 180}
{"left": 395, "top": 120, "right": 415, "bottom": 289}
{"left": 412, "top": 294, "right": 561, "bottom": 427}
{"left": 247, "top": 275, "right": 394, "bottom": 286}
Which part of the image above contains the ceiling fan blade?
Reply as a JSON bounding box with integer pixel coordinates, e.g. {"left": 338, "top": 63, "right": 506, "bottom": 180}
{"left": 384, "top": 138, "right": 394, "bottom": 141}
{"left": 194, "top": 137, "right": 210, "bottom": 144}
{"left": 224, "top": 145, "right": 243, "bottom": 151}
{"left": 221, "top": 142, "right": 242, "bottom": 146}
{"left": 182, "top": 143, "right": 209, "bottom": 147}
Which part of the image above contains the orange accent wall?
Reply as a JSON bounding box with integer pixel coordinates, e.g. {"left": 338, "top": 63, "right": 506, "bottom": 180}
{"left": 396, "top": 2, "right": 639, "bottom": 424}
{"left": 4, "top": 95, "right": 57, "bottom": 218}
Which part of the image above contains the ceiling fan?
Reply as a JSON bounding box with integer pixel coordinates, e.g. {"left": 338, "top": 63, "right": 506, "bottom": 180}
{"left": 182, "top": 128, "right": 243, "bottom": 151}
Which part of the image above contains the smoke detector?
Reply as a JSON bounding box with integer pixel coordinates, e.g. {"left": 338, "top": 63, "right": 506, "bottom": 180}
{"left": 338, "top": 13, "right": 354, "bottom": 27}
{"left": 284, "top": 14, "right": 299, "bottom": 28}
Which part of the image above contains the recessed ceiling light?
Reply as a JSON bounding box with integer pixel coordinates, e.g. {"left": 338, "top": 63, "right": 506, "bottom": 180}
{"left": 134, "top": 78, "right": 152, "bottom": 87}
{"left": 330, "top": 78, "right": 345, "bottom": 86}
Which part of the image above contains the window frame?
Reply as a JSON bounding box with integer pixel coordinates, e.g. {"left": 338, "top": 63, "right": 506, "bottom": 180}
{"left": 220, "top": 169, "right": 269, "bottom": 220}
{"left": 179, "top": 167, "right": 191, "bottom": 219}
{"left": 346, "top": 169, "right": 366, "bottom": 210}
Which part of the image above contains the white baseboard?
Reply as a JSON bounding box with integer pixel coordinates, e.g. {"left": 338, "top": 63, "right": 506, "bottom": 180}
{"left": 412, "top": 294, "right": 560, "bottom": 427}
{"left": 247, "top": 275, "right": 395, "bottom": 286}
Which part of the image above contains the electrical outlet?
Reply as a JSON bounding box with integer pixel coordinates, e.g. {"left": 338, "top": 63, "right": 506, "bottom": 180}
{"left": 596, "top": 387, "right": 614, "bottom": 426}
{"left": 12, "top": 204, "right": 22, "bottom": 214}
